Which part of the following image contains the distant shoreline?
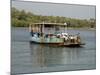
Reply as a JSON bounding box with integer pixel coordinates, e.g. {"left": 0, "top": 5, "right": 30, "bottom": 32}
{"left": 11, "top": 27, "right": 96, "bottom": 31}
{"left": 66, "top": 27, "right": 96, "bottom": 31}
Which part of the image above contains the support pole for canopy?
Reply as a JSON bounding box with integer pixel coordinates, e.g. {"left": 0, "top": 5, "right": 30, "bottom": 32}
{"left": 29, "top": 24, "right": 32, "bottom": 32}
{"left": 42, "top": 22, "right": 45, "bottom": 38}
{"left": 42, "top": 21, "right": 44, "bottom": 34}
{"left": 40, "top": 24, "right": 42, "bottom": 36}
{"left": 64, "top": 22, "right": 67, "bottom": 33}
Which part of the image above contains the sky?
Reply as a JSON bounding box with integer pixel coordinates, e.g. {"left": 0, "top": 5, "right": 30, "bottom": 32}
{"left": 12, "top": 0, "right": 96, "bottom": 19}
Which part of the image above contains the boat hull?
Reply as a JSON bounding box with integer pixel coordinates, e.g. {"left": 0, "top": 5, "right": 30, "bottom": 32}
{"left": 30, "top": 40, "right": 85, "bottom": 47}
{"left": 30, "top": 35, "right": 85, "bottom": 47}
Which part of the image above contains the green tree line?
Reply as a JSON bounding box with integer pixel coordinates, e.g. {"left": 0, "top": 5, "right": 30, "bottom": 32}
{"left": 11, "top": 7, "right": 96, "bottom": 28}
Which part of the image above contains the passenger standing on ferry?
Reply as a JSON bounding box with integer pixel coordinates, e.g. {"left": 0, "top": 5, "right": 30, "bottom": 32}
{"left": 31, "top": 29, "right": 34, "bottom": 37}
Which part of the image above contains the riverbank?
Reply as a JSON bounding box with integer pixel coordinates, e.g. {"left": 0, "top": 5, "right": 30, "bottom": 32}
{"left": 65, "top": 27, "right": 96, "bottom": 31}
{"left": 11, "top": 27, "right": 96, "bottom": 31}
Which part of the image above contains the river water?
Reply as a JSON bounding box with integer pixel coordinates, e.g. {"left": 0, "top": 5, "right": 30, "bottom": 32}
{"left": 11, "top": 27, "right": 96, "bottom": 74}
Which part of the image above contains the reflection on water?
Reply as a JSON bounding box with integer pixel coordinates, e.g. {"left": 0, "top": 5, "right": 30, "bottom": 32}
{"left": 29, "top": 43, "right": 84, "bottom": 68}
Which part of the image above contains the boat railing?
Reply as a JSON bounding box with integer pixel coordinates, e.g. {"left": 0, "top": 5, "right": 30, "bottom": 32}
{"left": 31, "top": 31, "right": 81, "bottom": 44}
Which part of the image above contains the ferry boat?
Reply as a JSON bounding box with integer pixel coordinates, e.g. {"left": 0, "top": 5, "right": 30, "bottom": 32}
{"left": 29, "top": 22, "right": 85, "bottom": 47}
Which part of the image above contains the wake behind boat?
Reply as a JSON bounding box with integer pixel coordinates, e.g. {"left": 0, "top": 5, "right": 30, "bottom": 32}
{"left": 29, "top": 23, "right": 85, "bottom": 47}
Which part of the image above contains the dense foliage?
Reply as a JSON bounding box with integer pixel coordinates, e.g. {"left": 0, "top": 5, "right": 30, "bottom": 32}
{"left": 11, "top": 7, "right": 96, "bottom": 28}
